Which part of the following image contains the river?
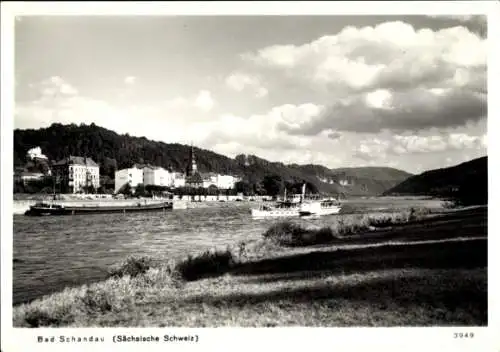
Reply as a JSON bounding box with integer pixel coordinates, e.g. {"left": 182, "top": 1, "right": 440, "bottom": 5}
{"left": 12, "top": 197, "right": 444, "bottom": 305}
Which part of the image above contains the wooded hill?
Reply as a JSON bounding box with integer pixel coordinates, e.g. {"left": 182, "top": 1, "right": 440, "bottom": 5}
{"left": 14, "top": 123, "right": 412, "bottom": 196}
{"left": 383, "top": 156, "right": 487, "bottom": 205}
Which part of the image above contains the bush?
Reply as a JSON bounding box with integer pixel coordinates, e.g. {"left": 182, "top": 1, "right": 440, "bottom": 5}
{"left": 108, "top": 256, "right": 153, "bottom": 278}
{"left": 78, "top": 282, "right": 134, "bottom": 316}
{"left": 366, "top": 209, "right": 430, "bottom": 228}
{"left": 23, "top": 304, "right": 74, "bottom": 327}
{"left": 263, "top": 222, "right": 342, "bottom": 247}
{"left": 172, "top": 249, "right": 236, "bottom": 281}
{"left": 334, "top": 218, "right": 371, "bottom": 236}
{"left": 262, "top": 222, "right": 308, "bottom": 245}
{"left": 79, "top": 287, "right": 113, "bottom": 314}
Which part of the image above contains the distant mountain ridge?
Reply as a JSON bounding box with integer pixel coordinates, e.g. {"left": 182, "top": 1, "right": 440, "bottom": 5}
{"left": 14, "top": 123, "right": 412, "bottom": 196}
{"left": 383, "top": 156, "right": 487, "bottom": 205}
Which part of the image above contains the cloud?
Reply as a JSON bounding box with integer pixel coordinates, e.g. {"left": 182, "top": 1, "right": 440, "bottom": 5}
{"left": 15, "top": 78, "right": 486, "bottom": 174}
{"left": 124, "top": 76, "right": 136, "bottom": 85}
{"left": 192, "top": 103, "right": 321, "bottom": 152}
{"left": 282, "top": 87, "right": 486, "bottom": 134}
{"left": 34, "top": 76, "right": 79, "bottom": 97}
{"left": 244, "top": 22, "right": 486, "bottom": 93}
{"left": 225, "top": 72, "right": 268, "bottom": 98}
{"left": 194, "top": 90, "right": 215, "bottom": 112}
{"left": 255, "top": 86, "right": 269, "bottom": 98}
{"left": 355, "top": 132, "right": 486, "bottom": 158}
{"left": 15, "top": 77, "right": 217, "bottom": 143}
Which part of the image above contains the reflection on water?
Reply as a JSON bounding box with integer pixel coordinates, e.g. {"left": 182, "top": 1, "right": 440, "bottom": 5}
{"left": 13, "top": 197, "right": 443, "bottom": 305}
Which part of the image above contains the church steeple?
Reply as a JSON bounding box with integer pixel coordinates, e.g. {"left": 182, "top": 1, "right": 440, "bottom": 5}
{"left": 186, "top": 143, "right": 198, "bottom": 176}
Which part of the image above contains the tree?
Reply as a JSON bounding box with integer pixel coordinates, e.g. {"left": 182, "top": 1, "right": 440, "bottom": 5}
{"left": 253, "top": 182, "right": 265, "bottom": 195}
{"left": 83, "top": 184, "right": 97, "bottom": 194}
{"left": 207, "top": 184, "right": 219, "bottom": 196}
{"left": 135, "top": 183, "right": 147, "bottom": 197}
{"left": 262, "top": 175, "right": 282, "bottom": 197}
{"left": 235, "top": 181, "right": 253, "bottom": 195}
{"left": 13, "top": 180, "right": 25, "bottom": 193}
{"left": 452, "top": 173, "right": 487, "bottom": 206}
{"left": 119, "top": 183, "right": 133, "bottom": 196}
{"left": 101, "top": 157, "right": 118, "bottom": 178}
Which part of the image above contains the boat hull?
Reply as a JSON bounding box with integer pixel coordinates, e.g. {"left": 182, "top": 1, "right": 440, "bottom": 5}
{"left": 299, "top": 206, "right": 341, "bottom": 217}
{"left": 298, "top": 200, "right": 342, "bottom": 217}
{"left": 251, "top": 208, "right": 300, "bottom": 218}
{"left": 24, "top": 202, "right": 173, "bottom": 216}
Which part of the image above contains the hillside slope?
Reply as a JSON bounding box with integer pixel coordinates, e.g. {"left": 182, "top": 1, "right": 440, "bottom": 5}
{"left": 14, "top": 123, "right": 411, "bottom": 196}
{"left": 383, "top": 156, "right": 487, "bottom": 205}
{"left": 290, "top": 164, "right": 412, "bottom": 197}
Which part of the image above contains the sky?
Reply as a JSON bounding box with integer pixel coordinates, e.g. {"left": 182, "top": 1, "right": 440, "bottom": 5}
{"left": 13, "top": 13, "right": 488, "bottom": 174}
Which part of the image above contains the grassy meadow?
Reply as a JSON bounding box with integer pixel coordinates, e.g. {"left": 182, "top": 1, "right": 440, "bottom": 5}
{"left": 13, "top": 206, "right": 487, "bottom": 327}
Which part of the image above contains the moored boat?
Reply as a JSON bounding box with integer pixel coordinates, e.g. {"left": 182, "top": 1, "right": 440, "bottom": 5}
{"left": 251, "top": 200, "right": 302, "bottom": 218}
{"left": 24, "top": 201, "right": 173, "bottom": 216}
{"left": 299, "top": 198, "right": 342, "bottom": 217}
{"left": 251, "top": 183, "right": 343, "bottom": 218}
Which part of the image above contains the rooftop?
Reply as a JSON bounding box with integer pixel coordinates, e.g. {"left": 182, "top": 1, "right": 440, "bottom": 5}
{"left": 185, "top": 172, "right": 203, "bottom": 184}
{"left": 53, "top": 156, "right": 99, "bottom": 167}
{"left": 21, "top": 172, "right": 45, "bottom": 177}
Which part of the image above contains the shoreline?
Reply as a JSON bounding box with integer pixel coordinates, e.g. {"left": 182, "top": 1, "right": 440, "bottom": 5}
{"left": 11, "top": 194, "right": 447, "bottom": 215}
{"left": 12, "top": 206, "right": 487, "bottom": 327}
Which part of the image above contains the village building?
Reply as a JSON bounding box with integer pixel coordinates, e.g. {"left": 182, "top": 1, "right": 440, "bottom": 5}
{"left": 26, "top": 146, "right": 48, "bottom": 161}
{"left": 172, "top": 172, "right": 186, "bottom": 188}
{"left": 143, "top": 166, "right": 174, "bottom": 187}
{"left": 114, "top": 166, "right": 143, "bottom": 193}
{"left": 52, "top": 156, "right": 100, "bottom": 193}
{"left": 20, "top": 171, "right": 45, "bottom": 185}
{"left": 200, "top": 173, "right": 240, "bottom": 190}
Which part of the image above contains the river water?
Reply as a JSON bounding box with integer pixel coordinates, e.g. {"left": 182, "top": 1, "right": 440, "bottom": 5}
{"left": 12, "top": 197, "right": 444, "bottom": 305}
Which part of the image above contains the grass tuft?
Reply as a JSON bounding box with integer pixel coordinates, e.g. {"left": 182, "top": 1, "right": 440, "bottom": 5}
{"left": 79, "top": 287, "right": 114, "bottom": 314}
{"left": 263, "top": 222, "right": 308, "bottom": 245}
{"left": 108, "top": 256, "right": 153, "bottom": 278}
{"left": 172, "top": 248, "right": 236, "bottom": 281}
{"left": 22, "top": 304, "right": 75, "bottom": 327}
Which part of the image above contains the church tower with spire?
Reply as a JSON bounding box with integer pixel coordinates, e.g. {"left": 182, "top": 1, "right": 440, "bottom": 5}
{"left": 185, "top": 143, "right": 203, "bottom": 188}
{"left": 186, "top": 144, "right": 198, "bottom": 177}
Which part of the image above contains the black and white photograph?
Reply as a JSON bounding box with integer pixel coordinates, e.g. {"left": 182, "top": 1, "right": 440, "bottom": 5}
{"left": 1, "top": 1, "right": 498, "bottom": 351}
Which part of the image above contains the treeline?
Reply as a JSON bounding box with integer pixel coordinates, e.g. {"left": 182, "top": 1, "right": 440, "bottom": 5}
{"left": 14, "top": 123, "right": 245, "bottom": 178}
{"left": 14, "top": 123, "right": 412, "bottom": 196}
{"left": 13, "top": 123, "right": 333, "bottom": 195}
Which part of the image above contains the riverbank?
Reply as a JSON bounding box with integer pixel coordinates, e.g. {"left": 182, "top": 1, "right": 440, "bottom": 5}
{"left": 12, "top": 196, "right": 445, "bottom": 215}
{"left": 13, "top": 206, "right": 487, "bottom": 327}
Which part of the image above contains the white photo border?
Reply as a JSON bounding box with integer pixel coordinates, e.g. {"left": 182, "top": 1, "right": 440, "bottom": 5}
{"left": 1, "top": 2, "right": 499, "bottom": 351}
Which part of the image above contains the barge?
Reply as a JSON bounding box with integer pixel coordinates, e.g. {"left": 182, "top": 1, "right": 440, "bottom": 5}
{"left": 24, "top": 201, "right": 173, "bottom": 216}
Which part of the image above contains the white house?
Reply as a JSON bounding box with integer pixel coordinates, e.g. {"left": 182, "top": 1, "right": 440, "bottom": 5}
{"left": 217, "top": 175, "right": 239, "bottom": 190}
{"left": 52, "top": 156, "right": 100, "bottom": 193}
{"left": 172, "top": 172, "right": 186, "bottom": 188}
{"left": 115, "top": 167, "right": 144, "bottom": 193}
{"left": 199, "top": 173, "right": 240, "bottom": 190}
{"left": 21, "top": 172, "right": 45, "bottom": 185}
{"left": 201, "top": 173, "right": 218, "bottom": 188}
{"left": 143, "top": 166, "right": 174, "bottom": 187}
{"left": 27, "top": 146, "right": 48, "bottom": 160}
{"left": 339, "top": 179, "right": 352, "bottom": 186}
